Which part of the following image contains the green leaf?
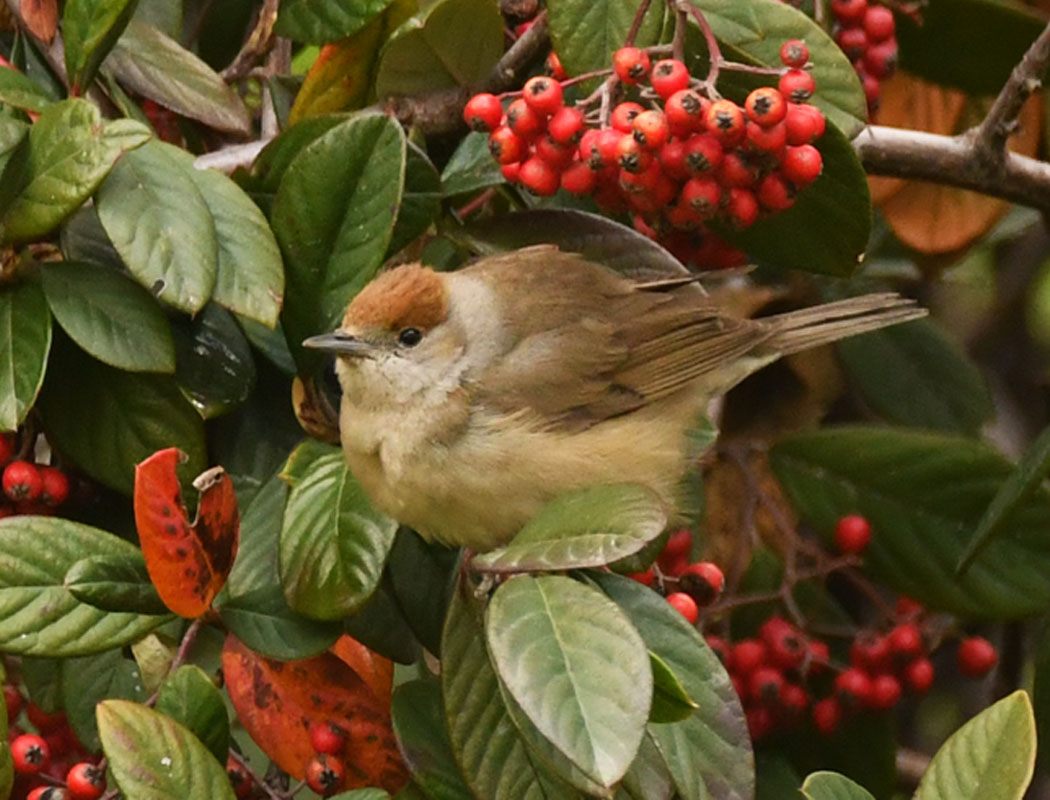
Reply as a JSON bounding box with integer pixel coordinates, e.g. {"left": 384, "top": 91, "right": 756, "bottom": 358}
{"left": 755, "top": 752, "right": 802, "bottom": 800}
{"left": 958, "top": 422, "right": 1050, "bottom": 573}
{"left": 63, "top": 0, "right": 140, "bottom": 92}
{"left": 388, "top": 142, "right": 441, "bottom": 257}
{"left": 442, "top": 583, "right": 581, "bottom": 800}
{"left": 648, "top": 652, "right": 698, "bottom": 724}
{"left": 155, "top": 665, "right": 230, "bottom": 764}
{"left": 106, "top": 20, "right": 251, "bottom": 135}
{"left": 485, "top": 575, "right": 652, "bottom": 789}
{"left": 391, "top": 680, "right": 474, "bottom": 800}
{"left": 594, "top": 573, "right": 753, "bottom": 800}
{"left": 172, "top": 304, "right": 256, "bottom": 418}
{"left": 0, "top": 116, "right": 28, "bottom": 177}
{"left": 617, "top": 734, "right": 674, "bottom": 800}
{"left": 59, "top": 203, "right": 124, "bottom": 268}
{"left": 61, "top": 649, "right": 147, "bottom": 752}
{"left": 65, "top": 553, "right": 169, "bottom": 615}
{"left": 98, "top": 699, "right": 236, "bottom": 799}
{"left": 771, "top": 426, "right": 1050, "bottom": 619}
{"left": 186, "top": 164, "right": 284, "bottom": 328}
{"left": 387, "top": 529, "right": 458, "bottom": 656}
{"left": 97, "top": 139, "right": 218, "bottom": 314}
{"left": 837, "top": 319, "right": 992, "bottom": 435}
{"left": 272, "top": 112, "right": 406, "bottom": 370}
{"left": 41, "top": 260, "right": 175, "bottom": 373}
{"left": 0, "top": 65, "right": 54, "bottom": 112}
{"left": 914, "top": 691, "right": 1035, "bottom": 800}
{"left": 0, "top": 280, "right": 51, "bottom": 431}
{"left": 472, "top": 484, "right": 667, "bottom": 573}
{"left": 375, "top": 0, "right": 503, "bottom": 97}
{"left": 276, "top": 0, "right": 393, "bottom": 44}
{"left": 39, "top": 339, "right": 206, "bottom": 494}
{"left": 0, "top": 100, "right": 151, "bottom": 243}
{"left": 278, "top": 441, "right": 398, "bottom": 620}
{"left": 440, "top": 131, "right": 505, "bottom": 197}
{"left": 801, "top": 771, "right": 877, "bottom": 800}
{"left": 330, "top": 792, "right": 393, "bottom": 800}
{"left": 343, "top": 580, "right": 421, "bottom": 665}
{"left": 0, "top": 516, "right": 165, "bottom": 656}
{"left": 547, "top": 0, "right": 668, "bottom": 78}
{"left": 455, "top": 209, "right": 691, "bottom": 280}
{"left": 245, "top": 113, "right": 348, "bottom": 200}
{"left": 1033, "top": 627, "right": 1050, "bottom": 775}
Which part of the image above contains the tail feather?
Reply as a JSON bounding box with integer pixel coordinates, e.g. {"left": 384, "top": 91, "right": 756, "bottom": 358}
{"left": 763, "top": 293, "right": 927, "bottom": 356}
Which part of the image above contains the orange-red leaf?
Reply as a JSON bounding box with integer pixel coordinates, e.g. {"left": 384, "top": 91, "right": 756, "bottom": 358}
{"left": 330, "top": 635, "right": 393, "bottom": 706}
{"left": 222, "top": 635, "right": 409, "bottom": 790}
{"left": 19, "top": 0, "right": 57, "bottom": 41}
{"left": 134, "top": 448, "right": 239, "bottom": 618}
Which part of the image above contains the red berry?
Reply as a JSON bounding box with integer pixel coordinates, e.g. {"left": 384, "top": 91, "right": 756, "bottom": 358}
{"left": 39, "top": 467, "right": 69, "bottom": 507}
{"left": 506, "top": 98, "right": 543, "bottom": 139}
{"left": 0, "top": 433, "right": 14, "bottom": 465}
{"left": 514, "top": 19, "right": 535, "bottom": 38}
{"left": 778, "top": 69, "right": 816, "bottom": 103}
{"left": 868, "top": 674, "right": 902, "bottom": 711}
{"left": 781, "top": 682, "right": 809, "bottom": 718}
{"left": 746, "top": 705, "right": 775, "bottom": 740}
{"left": 730, "top": 639, "right": 768, "bottom": 675}
{"left": 488, "top": 127, "right": 524, "bottom": 164}
{"left": 463, "top": 93, "right": 503, "bottom": 132}
{"left": 835, "top": 514, "right": 872, "bottom": 554}
{"left": 896, "top": 596, "right": 923, "bottom": 618}
{"left": 3, "top": 461, "right": 42, "bottom": 503}
{"left": 806, "top": 639, "right": 831, "bottom": 674}
{"left": 616, "top": 135, "right": 652, "bottom": 174}
{"left": 726, "top": 188, "right": 759, "bottom": 229}
{"left": 749, "top": 666, "right": 786, "bottom": 705}
{"left": 681, "top": 177, "right": 722, "bottom": 219}
{"left": 518, "top": 157, "right": 560, "bottom": 196}
{"left": 858, "top": 68, "right": 881, "bottom": 112}
{"left": 500, "top": 162, "right": 521, "bottom": 182}
{"left": 745, "top": 121, "right": 787, "bottom": 153}
{"left": 12, "top": 733, "right": 50, "bottom": 774}
{"left": 683, "top": 134, "right": 723, "bottom": 175}
{"left": 705, "top": 635, "right": 730, "bottom": 664}
{"left": 780, "top": 39, "right": 810, "bottom": 68}
{"left": 678, "top": 561, "right": 725, "bottom": 606}
{"left": 664, "top": 89, "right": 706, "bottom": 132}
{"left": 665, "top": 201, "right": 703, "bottom": 231}
{"left": 835, "top": 668, "right": 873, "bottom": 709}
{"left": 535, "top": 136, "right": 575, "bottom": 169}
{"left": 812, "top": 696, "right": 842, "bottom": 735}
{"left": 306, "top": 753, "right": 346, "bottom": 797}
{"left": 309, "top": 721, "right": 347, "bottom": 756}
{"left": 836, "top": 27, "right": 868, "bottom": 61}
{"left": 66, "top": 762, "right": 106, "bottom": 800}
{"left": 850, "top": 633, "right": 891, "bottom": 672}
{"left": 521, "top": 76, "right": 563, "bottom": 116}
{"left": 888, "top": 623, "right": 924, "bottom": 659}
{"left": 632, "top": 109, "right": 670, "bottom": 150}
{"left": 650, "top": 59, "right": 691, "bottom": 99}
{"left": 5, "top": 684, "right": 23, "bottom": 721}
{"left": 831, "top": 0, "right": 868, "bottom": 23}
{"left": 28, "top": 789, "right": 68, "bottom": 800}
{"left": 26, "top": 704, "right": 65, "bottom": 733}
{"left": 784, "top": 102, "right": 826, "bottom": 145}
{"left": 757, "top": 172, "right": 795, "bottom": 211}
{"left": 864, "top": 41, "right": 898, "bottom": 79}
{"left": 745, "top": 87, "right": 787, "bottom": 127}
{"left": 547, "top": 106, "right": 585, "bottom": 144}
{"left": 904, "top": 657, "right": 935, "bottom": 694}
{"left": 659, "top": 529, "right": 693, "bottom": 568}
{"left": 760, "top": 617, "right": 806, "bottom": 670}
{"left": 545, "top": 51, "right": 567, "bottom": 81}
{"left": 627, "top": 567, "right": 655, "bottom": 586}
{"left": 560, "top": 161, "right": 597, "bottom": 195}
{"left": 704, "top": 99, "right": 746, "bottom": 144}
{"left": 665, "top": 592, "right": 699, "bottom": 624}
{"left": 781, "top": 144, "right": 823, "bottom": 186}
{"left": 658, "top": 139, "right": 689, "bottom": 180}
{"left": 613, "top": 47, "right": 651, "bottom": 84}
{"left": 958, "top": 636, "right": 998, "bottom": 678}
{"left": 611, "top": 102, "right": 645, "bottom": 134}
{"left": 631, "top": 214, "right": 659, "bottom": 239}
{"left": 863, "top": 5, "right": 896, "bottom": 41}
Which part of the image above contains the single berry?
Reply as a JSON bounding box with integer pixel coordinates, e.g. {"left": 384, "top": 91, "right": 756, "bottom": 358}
{"left": 868, "top": 674, "right": 902, "bottom": 711}
{"left": 306, "top": 754, "right": 347, "bottom": 797}
{"left": 888, "top": 623, "right": 924, "bottom": 659}
{"left": 518, "top": 157, "right": 560, "bottom": 196}
{"left": 309, "top": 720, "right": 347, "bottom": 756}
{"left": 535, "top": 135, "right": 575, "bottom": 169}
{"left": 704, "top": 99, "right": 746, "bottom": 144}
{"left": 681, "top": 177, "right": 722, "bottom": 219}
{"left": 500, "top": 162, "right": 521, "bottom": 182}
{"left": 658, "top": 139, "right": 690, "bottom": 180}
{"left": 834, "top": 668, "right": 873, "bottom": 709}
{"left": 611, "top": 101, "right": 645, "bottom": 134}
{"left": 684, "top": 134, "right": 724, "bottom": 174}
{"left": 4, "top": 684, "right": 23, "bottom": 721}
{"left": 612, "top": 46, "right": 651, "bottom": 84}
{"left": 863, "top": 5, "right": 896, "bottom": 42}
{"left": 665, "top": 592, "right": 699, "bottom": 624}
{"left": 3, "top": 461, "right": 42, "bottom": 503}
{"left": 812, "top": 696, "right": 842, "bottom": 735}
{"left": 745, "top": 87, "right": 787, "bottom": 127}
{"left": 664, "top": 89, "right": 706, "bottom": 132}
{"left": 859, "top": 68, "right": 881, "bottom": 112}
{"left": 616, "top": 135, "right": 652, "bottom": 174}
{"left": 506, "top": 98, "right": 544, "bottom": 139}
{"left": 781, "top": 682, "right": 810, "bottom": 718}
{"left": 746, "top": 705, "right": 775, "bottom": 740}
{"left": 665, "top": 201, "right": 703, "bottom": 230}
{"left": 730, "top": 638, "right": 768, "bottom": 675}
{"left": 850, "top": 632, "right": 891, "bottom": 672}
{"left": 28, "top": 789, "right": 68, "bottom": 800}
{"left": 489, "top": 127, "right": 524, "bottom": 164}
{"left": 749, "top": 666, "right": 786, "bottom": 705}
{"left": 658, "top": 528, "right": 694, "bottom": 573}
{"left": 781, "top": 144, "right": 823, "bottom": 186}
{"left": 835, "top": 27, "right": 868, "bottom": 61}
{"left": 66, "top": 762, "right": 106, "bottom": 800}
{"left": 745, "top": 120, "right": 787, "bottom": 153}
{"left": 631, "top": 214, "right": 659, "bottom": 239}
{"left": 757, "top": 172, "right": 795, "bottom": 211}
{"left": 760, "top": 617, "right": 807, "bottom": 670}
{"left": 0, "top": 433, "right": 14, "bottom": 465}
{"left": 835, "top": 514, "right": 872, "bottom": 554}
{"left": 863, "top": 41, "right": 898, "bottom": 79}
{"left": 778, "top": 69, "right": 816, "bottom": 103}
{"left": 896, "top": 596, "right": 923, "bottom": 618}
{"left": 958, "top": 636, "right": 998, "bottom": 678}
{"left": 780, "top": 39, "right": 810, "bottom": 68}
{"left": 632, "top": 109, "right": 670, "bottom": 150}
{"left": 12, "top": 733, "right": 50, "bottom": 774}
{"left": 547, "top": 105, "right": 585, "bottom": 144}
{"left": 521, "top": 76, "right": 564, "bottom": 116}
{"left": 726, "top": 188, "right": 759, "bottom": 229}
{"left": 806, "top": 639, "right": 831, "bottom": 674}
{"left": 560, "top": 161, "right": 597, "bottom": 195}
{"left": 784, "top": 102, "right": 826, "bottom": 145}
{"left": 678, "top": 561, "right": 725, "bottom": 606}
{"left": 650, "top": 59, "right": 691, "bottom": 99}
{"left": 545, "top": 51, "right": 567, "bottom": 81}
{"left": 831, "top": 0, "right": 868, "bottom": 23}
{"left": 463, "top": 93, "right": 503, "bottom": 132}
{"left": 705, "top": 635, "right": 731, "bottom": 664}
{"left": 904, "top": 657, "right": 935, "bottom": 694}
{"left": 39, "top": 467, "right": 69, "bottom": 507}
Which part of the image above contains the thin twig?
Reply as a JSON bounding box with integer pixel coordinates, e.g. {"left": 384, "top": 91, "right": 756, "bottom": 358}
{"left": 672, "top": 5, "right": 687, "bottom": 62}
{"left": 230, "top": 749, "right": 286, "bottom": 800}
{"left": 221, "top": 0, "right": 280, "bottom": 81}
{"left": 624, "top": 0, "right": 655, "bottom": 47}
{"left": 678, "top": 0, "right": 721, "bottom": 96}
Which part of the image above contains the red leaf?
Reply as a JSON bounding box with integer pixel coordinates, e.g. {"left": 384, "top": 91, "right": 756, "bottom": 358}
{"left": 222, "top": 635, "right": 409, "bottom": 790}
{"left": 134, "top": 448, "right": 239, "bottom": 618}
{"left": 330, "top": 635, "right": 394, "bottom": 709}
{"left": 19, "top": 0, "right": 57, "bottom": 42}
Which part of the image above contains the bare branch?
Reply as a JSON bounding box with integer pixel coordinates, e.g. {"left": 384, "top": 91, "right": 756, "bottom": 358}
{"left": 221, "top": 0, "right": 281, "bottom": 81}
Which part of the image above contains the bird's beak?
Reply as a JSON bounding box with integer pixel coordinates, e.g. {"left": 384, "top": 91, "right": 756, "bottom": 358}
{"left": 302, "top": 331, "right": 377, "bottom": 358}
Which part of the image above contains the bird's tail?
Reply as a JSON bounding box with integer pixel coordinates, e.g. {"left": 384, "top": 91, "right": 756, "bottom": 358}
{"left": 764, "top": 293, "right": 926, "bottom": 355}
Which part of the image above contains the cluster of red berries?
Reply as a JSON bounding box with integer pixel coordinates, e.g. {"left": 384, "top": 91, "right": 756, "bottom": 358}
{"left": 627, "top": 529, "right": 726, "bottom": 623}
{"left": 829, "top": 0, "right": 898, "bottom": 115}
{"left": 7, "top": 685, "right": 102, "bottom": 800}
{"left": 304, "top": 721, "right": 349, "bottom": 797}
{"left": 464, "top": 42, "right": 827, "bottom": 270}
{"left": 0, "top": 433, "right": 71, "bottom": 518}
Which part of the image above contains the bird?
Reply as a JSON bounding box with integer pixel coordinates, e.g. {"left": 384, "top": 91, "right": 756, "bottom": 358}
{"left": 303, "top": 246, "right": 925, "bottom": 551}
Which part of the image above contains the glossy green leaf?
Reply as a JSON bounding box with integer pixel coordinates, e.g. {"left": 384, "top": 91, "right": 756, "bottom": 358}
{"left": 837, "top": 318, "right": 992, "bottom": 435}
{"left": 442, "top": 583, "right": 581, "bottom": 800}
{"left": 63, "top": 0, "right": 140, "bottom": 92}
{"left": 388, "top": 142, "right": 441, "bottom": 257}
{"left": 0, "top": 280, "right": 51, "bottom": 431}
{"left": 617, "top": 734, "right": 674, "bottom": 800}
{"left": 0, "top": 516, "right": 166, "bottom": 656}
{"left": 485, "top": 575, "right": 652, "bottom": 789}
{"left": 391, "top": 680, "right": 474, "bottom": 800}
{"left": 131, "top": 633, "right": 177, "bottom": 695}
{"left": 155, "top": 665, "right": 230, "bottom": 764}
{"left": 472, "top": 484, "right": 667, "bottom": 573}
{"left": 440, "top": 131, "right": 504, "bottom": 197}
{"left": 39, "top": 339, "right": 206, "bottom": 494}
{"left": 171, "top": 304, "right": 256, "bottom": 418}
{"left": 0, "top": 100, "right": 150, "bottom": 243}
{"left": 245, "top": 113, "right": 347, "bottom": 199}
{"left": 186, "top": 164, "right": 284, "bottom": 328}
{"left": 0, "top": 116, "right": 28, "bottom": 177}
{"left": 276, "top": 0, "right": 393, "bottom": 43}
{"left": 914, "top": 691, "right": 1035, "bottom": 800}
{"left": 41, "top": 260, "right": 175, "bottom": 373}
{"left": 278, "top": 440, "right": 398, "bottom": 620}
{"left": 97, "top": 140, "right": 217, "bottom": 314}
{"left": 755, "top": 752, "right": 802, "bottom": 800}
{"left": 387, "top": 529, "right": 458, "bottom": 656}
{"left": 648, "top": 652, "right": 698, "bottom": 724}
{"left": 375, "top": 0, "right": 503, "bottom": 97}
{"left": 594, "top": 573, "right": 753, "bottom": 800}
{"left": 107, "top": 20, "right": 251, "bottom": 135}
{"left": 0, "top": 65, "right": 53, "bottom": 112}
{"left": 330, "top": 792, "right": 393, "bottom": 800}
{"left": 771, "top": 426, "right": 1050, "bottom": 619}
{"left": 547, "top": 0, "right": 668, "bottom": 78}
{"left": 343, "top": 580, "right": 421, "bottom": 665}
{"left": 65, "top": 553, "right": 169, "bottom": 615}
{"left": 272, "top": 112, "right": 405, "bottom": 369}
{"left": 801, "top": 772, "right": 877, "bottom": 800}
{"left": 98, "top": 699, "right": 236, "bottom": 799}
{"left": 59, "top": 203, "right": 124, "bottom": 268}
{"left": 61, "top": 649, "right": 147, "bottom": 752}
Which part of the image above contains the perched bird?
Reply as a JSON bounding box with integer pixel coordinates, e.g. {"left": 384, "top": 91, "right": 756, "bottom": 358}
{"left": 304, "top": 246, "right": 924, "bottom": 551}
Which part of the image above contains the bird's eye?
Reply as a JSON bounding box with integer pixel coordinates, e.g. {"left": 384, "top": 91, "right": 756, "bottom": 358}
{"left": 398, "top": 327, "right": 422, "bottom": 347}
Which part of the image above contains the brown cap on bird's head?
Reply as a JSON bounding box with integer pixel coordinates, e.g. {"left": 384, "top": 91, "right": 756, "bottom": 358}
{"left": 342, "top": 264, "right": 450, "bottom": 334}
